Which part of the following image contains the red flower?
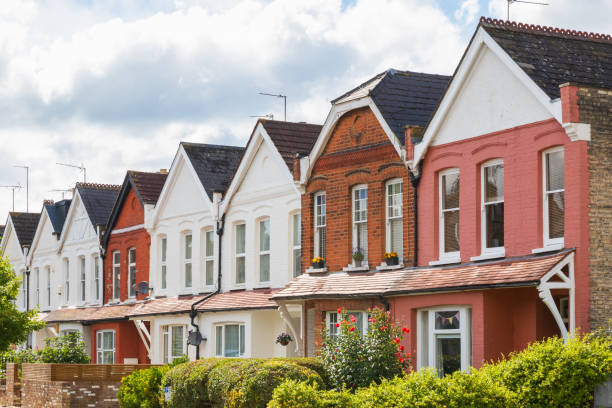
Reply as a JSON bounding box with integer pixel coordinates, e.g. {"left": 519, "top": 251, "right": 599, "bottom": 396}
{"left": 402, "top": 327, "right": 410, "bottom": 334}
{"left": 332, "top": 355, "right": 336, "bottom": 360}
{"left": 350, "top": 315, "right": 356, "bottom": 323}
{"left": 395, "top": 352, "right": 400, "bottom": 357}
{"left": 394, "top": 338, "right": 400, "bottom": 343}
{"left": 400, "top": 345, "right": 405, "bottom": 351}
{"left": 335, "top": 323, "right": 340, "bottom": 328}
{"left": 337, "top": 308, "right": 342, "bottom": 314}
{"left": 380, "top": 326, "right": 387, "bottom": 331}
{"left": 399, "top": 357, "right": 404, "bottom": 363}
{"left": 371, "top": 318, "right": 376, "bottom": 323}
{"left": 406, "top": 352, "right": 412, "bottom": 357}
{"left": 349, "top": 327, "right": 355, "bottom": 332}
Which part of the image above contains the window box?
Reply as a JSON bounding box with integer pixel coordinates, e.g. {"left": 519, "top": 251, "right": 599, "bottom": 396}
{"left": 306, "top": 266, "right": 328, "bottom": 274}
{"left": 376, "top": 263, "right": 404, "bottom": 271}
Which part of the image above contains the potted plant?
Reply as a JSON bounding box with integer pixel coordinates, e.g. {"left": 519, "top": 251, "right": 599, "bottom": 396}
{"left": 312, "top": 257, "right": 325, "bottom": 269}
{"left": 275, "top": 332, "right": 293, "bottom": 346}
{"left": 384, "top": 251, "right": 399, "bottom": 266}
{"left": 352, "top": 248, "right": 364, "bottom": 267}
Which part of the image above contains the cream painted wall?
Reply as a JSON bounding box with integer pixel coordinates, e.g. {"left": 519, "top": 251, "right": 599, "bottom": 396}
{"left": 433, "top": 47, "right": 553, "bottom": 146}
{"left": 2, "top": 223, "right": 27, "bottom": 312}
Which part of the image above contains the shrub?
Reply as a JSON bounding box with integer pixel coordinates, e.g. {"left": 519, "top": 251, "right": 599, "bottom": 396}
{"left": 39, "top": 331, "right": 90, "bottom": 363}
{"left": 269, "top": 379, "right": 355, "bottom": 408}
{"left": 118, "top": 365, "right": 169, "bottom": 408}
{"left": 162, "top": 358, "right": 221, "bottom": 408}
{"left": 321, "top": 307, "right": 410, "bottom": 390}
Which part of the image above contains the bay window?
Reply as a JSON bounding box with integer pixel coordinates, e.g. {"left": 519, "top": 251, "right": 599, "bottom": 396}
{"left": 184, "top": 233, "right": 192, "bottom": 288}
{"left": 314, "top": 192, "right": 326, "bottom": 262}
{"left": 543, "top": 147, "right": 564, "bottom": 247}
{"left": 326, "top": 311, "right": 368, "bottom": 339}
{"left": 112, "top": 251, "right": 120, "bottom": 300}
{"left": 215, "top": 323, "right": 246, "bottom": 357}
{"left": 259, "top": 218, "right": 270, "bottom": 283}
{"left": 292, "top": 213, "right": 301, "bottom": 278}
{"left": 204, "top": 230, "right": 214, "bottom": 286}
{"left": 386, "top": 179, "right": 403, "bottom": 260}
{"left": 481, "top": 160, "right": 504, "bottom": 255}
{"left": 352, "top": 185, "right": 368, "bottom": 263}
{"left": 160, "top": 237, "right": 167, "bottom": 290}
{"left": 128, "top": 248, "right": 136, "bottom": 297}
{"left": 96, "top": 330, "right": 115, "bottom": 364}
{"left": 235, "top": 224, "right": 246, "bottom": 284}
{"left": 162, "top": 325, "right": 185, "bottom": 363}
{"left": 439, "top": 169, "right": 460, "bottom": 261}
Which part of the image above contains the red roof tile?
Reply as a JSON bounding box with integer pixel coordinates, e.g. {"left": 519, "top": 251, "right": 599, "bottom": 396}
{"left": 128, "top": 294, "right": 209, "bottom": 317}
{"left": 273, "top": 250, "right": 572, "bottom": 300}
{"left": 43, "top": 303, "right": 140, "bottom": 323}
{"left": 195, "top": 289, "right": 279, "bottom": 312}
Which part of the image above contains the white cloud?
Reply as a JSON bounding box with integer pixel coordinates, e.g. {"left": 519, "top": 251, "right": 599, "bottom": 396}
{"left": 455, "top": 0, "right": 479, "bottom": 24}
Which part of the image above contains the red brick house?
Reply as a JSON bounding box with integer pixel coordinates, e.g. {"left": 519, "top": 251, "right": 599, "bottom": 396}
{"left": 274, "top": 18, "right": 612, "bottom": 375}
{"left": 90, "top": 170, "right": 167, "bottom": 364}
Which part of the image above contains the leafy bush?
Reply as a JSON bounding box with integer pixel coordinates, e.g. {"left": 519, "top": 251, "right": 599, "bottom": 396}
{"left": 269, "top": 379, "right": 355, "bottom": 408}
{"left": 321, "top": 307, "right": 410, "bottom": 390}
{"left": 39, "top": 331, "right": 90, "bottom": 363}
{"left": 118, "top": 365, "right": 169, "bottom": 408}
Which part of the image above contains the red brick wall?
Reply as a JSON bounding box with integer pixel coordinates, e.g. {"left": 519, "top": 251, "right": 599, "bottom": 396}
{"left": 302, "top": 107, "right": 414, "bottom": 272}
{"left": 104, "top": 188, "right": 150, "bottom": 303}
{"left": 90, "top": 320, "right": 149, "bottom": 364}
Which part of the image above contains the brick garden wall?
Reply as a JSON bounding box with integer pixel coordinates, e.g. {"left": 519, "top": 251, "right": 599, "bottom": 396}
{"left": 578, "top": 86, "right": 612, "bottom": 330}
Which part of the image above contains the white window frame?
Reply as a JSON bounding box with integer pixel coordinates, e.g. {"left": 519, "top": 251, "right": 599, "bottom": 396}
{"left": 162, "top": 325, "right": 186, "bottom": 363}
{"left": 21, "top": 271, "right": 26, "bottom": 309}
{"left": 46, "top": 266, "right": 51, "bottom": 308}
{"left": 96, "top": 330, "right": 115, "bottom": 364}
{"left": 214, "top": 323, "right": 246, "bottom": 358}
{"left": 314, "top": 192, "right": 326, "bottom": 260}
{"left": 326, "top": 311, "right": 369, "bottom": 339}
{"left": 93, "top": 255, "right": 100, "bottom": 301}
{"left": 128, "top": 247, "right": 136, "bottom": 298}
{"left": 235, "top": 223, "right": 246, "bottom": 285}
{"left": 79, "top": 257, "right": 86, "bottom": 303}
{"left": 291, "top": 212, "right": 301, "bottom": 278}
{"left": 352, "top": 185, "right": 368, "bottom": 264}
{"left": 417, "top": 306, "right": 471, "bottom": 375}
{"left": 385, "top": 178, "right": 403, "bottom": 260}
{"left": 542, "top": 147, "right": 565, "bottom": 248}
{"left": 184, "top": 233, "right": 193, "bottom": 289}
{"left": 34, "top": 268, "right": 40, "bottom": 307}
{"left": 438, "top": 168, "right": 460, "bottom": 263}
{"left": 112, "top": 251, "right": 120, "bottom": 301}
{"left": 258, "top": 218, "right": 271, "bottom": 284}
{"left": 480, "top": 159, "right": 505, "bottom": 257}
{"left": 63, "top": 258, "right": 70, "bottom": 304}
{"left": 160, "top": 236, "right": 167, "bottom": 291}
{"left": 204, "top": 229, "right": 215, "bottom": 287}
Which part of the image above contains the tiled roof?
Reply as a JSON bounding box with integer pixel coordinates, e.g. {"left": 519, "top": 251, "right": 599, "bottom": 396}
{"left": 9, "top": 212, "right": 41, "bottom": 248}
{"left": 259, "top": 120, "right": 322, "bottom": 171}
{"left": 128, "top": 294, "right": 209, "bottom": 317}
{"left": 332, "top": 69, "right": 450, "bottom": 144}
{"left": 480, "top": 18, "right": 612, "bottom": 98}
{"left": 45, "top": 199, "right": 71, "bottom": 235}
{"left": 0, "top": 225, "right": 5, "bottom": 238}
{"left": 273, "top": 250, "right": 572, "bottom": 300}
{"left": 181, "top": 143, "right": 244, "bottom": 199}
{"left": 76, "top": 183, "right": 121, "bottom": 227}
{"left": 128, "top": 171, "right": 168, "bottom": 205}
{"left": 195, "top": 289, "right": 279, "bottom": 312}
{"left": 43, "top": 303, "right": 140, "bottom": 323}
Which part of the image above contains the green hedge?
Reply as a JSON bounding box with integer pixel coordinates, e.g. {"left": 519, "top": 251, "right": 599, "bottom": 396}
{"left": 162, "top": 357, "right": 326, "bottom": 408}
{"left": 117, "top": 365, "right": 170, "bottom": 408}
{"left": 270, "top": 334, "right": 612, "bottom": 408}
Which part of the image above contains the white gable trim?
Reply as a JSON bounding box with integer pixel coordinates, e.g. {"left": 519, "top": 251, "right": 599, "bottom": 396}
{"left": 57, "top": 190, "right": 96, "bottom": 253}
{"left": 0, "top": 217, "right": 23, "bottom": 261}
{"left": 219, "top": 122, "right": 298, "bottom": 216}
{"left": 412, "top": 27, "right": 563, "bottom": 167}
{"left": 150, "top": 144, "right": 214, "bottom": 228}
{"left": 28, "top": 208, "right": 54, "bottom": 263}
{"left": 301, "top": 96, "right": 405, "bottom": 184}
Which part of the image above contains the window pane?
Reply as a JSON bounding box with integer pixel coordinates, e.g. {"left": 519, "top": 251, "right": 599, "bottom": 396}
{"left": 485, "top": 202, "right": 504, "bottom": 248}
{"left": 130, "top": 265, "right": 136, "bottom": 296}
{"left": 236, "top": 257, "right": 245, "bottom": 284}
{"left": 185, "top": 263, "right": 192, "bottom": 288}
{"left": 206, "top": 231, "right": 214, "bottom": 257}
{"left": 163, "top": 328, "right": 169, "bottom": 364}
{"left": 390, "top": 218, "right": 403, "bottom": 255}
{"left": 206, "top": 260, "right": 214, "bottom": 286}
{"left": 129, "top": 248, "right": 136, "bottom": 264}
{"left": 546, "top": 150, "right": 564, "bottom": 191}
{"left": 484, "top": 164, "right": 504, "bottom": 202}
{"left": 353, "top": 188, "right": 367, "bottom": 222}
{"left": 225, "top": 325, "right": 239, "bottom": 357}
{"left": 293, "top": 248, "right": 301, "bottom": 278}
{"left": 387, "top": 182, "right": 402, "bottom": 218}
{"left": 356, "top": 223, "right": 368, "bottom": 261}
{"left": 548, "top": 192, "right": 565, "bottom": 239}
{"left": 435, "top": 334, "right": 461, "bottom": 376}
{"left": 103, "top": 351, "right": 114, "bottom": 364}
{"left": 215, "top": 326, "right": 223, "bottom": 356}
{"left": 114, "top": 252, "right": 120, "bottom": 264}
{"left": 443, "top": 210, "right": 460, "bottom": 253}
{"left": 161, "top": 265, "right": 167, "bottom": 289}
{"left": 260, "top": 219, "right": 270, "bottom": 251}
{"left": 328, "top": 312, "right": 338, "bottom": 338}
{"left": 185, "top": 234, "right": 192, "bottom": 259}
{"left": 293, "top": 214, "right": 301, "bottom": 246}
{"left": 103, "top": 332, "right": 114, "bottom": 349}
{"left": 236, "top": 224, "right": 245, "bottom": 254}
{"left": 260, "top": 254, "right": 270, "bottom": 282}
{"left": 435, "top": 311, "right": 460, "bottom": 330}
{"left": 161, "top": 238, "right": 167, "bottom": 262}
{"left": 172, "top": 326, "right": 183, "bottom": 357}
{"left": 239, "top": 325, "right": 245, "bottom": 355}
{"left": 316, "top": 194, "right": 326, "bottom": 226}
{"left": 317, "top": 227, "right": 326, "bottom": 260}
{"left": 442, "top": 173, "right": 460, "bottom": 210}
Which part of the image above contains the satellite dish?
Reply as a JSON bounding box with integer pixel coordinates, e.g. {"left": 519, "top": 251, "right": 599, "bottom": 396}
{"left": 188, "top": 330, "right": 204, "bottom": 346}
{"left": 137, "top": 281, "right": 151, "bottom": 295}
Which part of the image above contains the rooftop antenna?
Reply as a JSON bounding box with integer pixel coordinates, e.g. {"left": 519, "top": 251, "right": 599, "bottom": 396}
{"left": 506, "top": 0, "right": 548, "bottom": 20}
{"left": 259, "top": 92, "right": 286, "bottom": 121}
{"left": 0, "top": 184, "right": 23, "bottom": 211}
{"left": 56, "top": 162, "right": 86, "bottom": 182}
{"left": 13, "top": 165, "right": 29, "bottom": 212}
{"left": 50, "top": 188, "right": 73, "bottom": 200}
{"left": 248, "top": 113, "right": 274, "bottom": 119}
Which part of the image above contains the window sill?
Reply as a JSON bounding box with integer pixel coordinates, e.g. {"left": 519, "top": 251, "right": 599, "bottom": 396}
{"left": 124, "top": 298, "right": 137, "bottom": 304}
{"left": 178, "top": 290, "right": 197, "bottom": 296}
{"left": 254, "top": 283, "right": 271, "bottom": 289}
{"left": 306, "top": 267, "right": 328, "bottom": 274}
{"left": 376, "top": 263, "right": 404, "bottom": 271}
{"left": 532, "top": 243, "right": 564, "bottom": 254}
{"left": 342, "top": 264, "right": 370, "bottom": 272}
{"left": 231, "top": 284, "right": 246, "bottom": 291}
{"left": 470, "top": 250, "right": 505, "bottom": 262}
{"left": 108, "top": 300, "right": 121, "bottom": 305}
{"left": 429, "top": 257, "right": 461, "bottom": 266}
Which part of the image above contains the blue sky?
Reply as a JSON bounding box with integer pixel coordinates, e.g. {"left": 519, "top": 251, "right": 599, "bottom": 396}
{"left": 0, "top": 0, "right": 610, "bottom": 220}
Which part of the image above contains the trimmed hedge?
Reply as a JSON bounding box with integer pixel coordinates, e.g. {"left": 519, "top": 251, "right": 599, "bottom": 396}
{"left": 117, "top": 365, "right": 169, "bottom": 408}
{"left": 162, "top": 357, "right": 326, "bottom": 408}
{"left": 270, "top": 334, "right": 612, "bottom": 408}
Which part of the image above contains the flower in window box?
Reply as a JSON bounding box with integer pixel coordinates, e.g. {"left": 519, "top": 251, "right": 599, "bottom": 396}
{"left": 311, "top": 257, "right": 325, "bottom": 269}
{"left": 352, "top": 247, "right": 364, "bottom": 266}
{"left": 384, "top": 251, "right": 399, "bottom": 266}
{"left": 275, "top": 332, "right": 293, "bottom": 346}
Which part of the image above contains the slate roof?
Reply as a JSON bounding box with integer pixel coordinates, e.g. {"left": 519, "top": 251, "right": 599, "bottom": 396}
{"left": 332, "top": 69, "right": 450, "bottom": 144}
{"left": 76, "top": 183, "right": 121, "bottom": 227}
{"left": 480, "top": 18, "right": 612, "bottom": 99}
{"left": 128, "top": 171, "right": 168, "bottom": 205}
{"left": 0, "top": 225, "right": 4, "bottom": 238}
{"left": 181, "top": 143, "right": 244, "bottom": 199}
{"left": 259, "top": 120, "right": 322, "bottom": 171}
{"left": 45, "top": 199, "right": 72, "bottom": 235}
{"left": 9, "top": 212, "right": 41, "bottom": 248}
{"left": 273, "top": 250, "right": 572, "bottom": 300}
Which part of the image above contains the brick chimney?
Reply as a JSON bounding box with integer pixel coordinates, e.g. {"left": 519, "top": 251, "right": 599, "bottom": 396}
{"left": 404, "top": 125, "right": 424, "bottom": 162}
{"left": 292, "top": 153, "right": 301, "bottom": 181}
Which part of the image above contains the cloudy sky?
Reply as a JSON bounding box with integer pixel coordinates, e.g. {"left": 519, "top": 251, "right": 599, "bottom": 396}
{"left": 0, "top": 0, "right": 610, "bottom": 220}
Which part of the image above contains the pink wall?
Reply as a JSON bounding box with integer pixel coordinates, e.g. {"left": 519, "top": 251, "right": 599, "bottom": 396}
{"left": 417, "top": 118, "right": 590, "bottom": 331}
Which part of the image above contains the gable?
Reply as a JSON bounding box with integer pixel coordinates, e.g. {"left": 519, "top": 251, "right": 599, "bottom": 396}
{"left": 63, "top": 195, "right": 97, "bottom": 244}
{"left": 157, "top": 158, "right": 210, "bottom": 220}
{"left": 114, "top": 188, "right": 145, "bottom": 230}
{"left": 432, "top": 47, "right": 553, "bottom": 147}
{"left": 3, "top": 225, "right": 23, "bottom": 266}
{"left": 30, "top": 212, "right": 57, "bottom": 257}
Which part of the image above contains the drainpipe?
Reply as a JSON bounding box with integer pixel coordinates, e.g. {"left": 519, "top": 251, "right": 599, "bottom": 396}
{"left": 409, "top": 161, "right": 423, "bottom": 268}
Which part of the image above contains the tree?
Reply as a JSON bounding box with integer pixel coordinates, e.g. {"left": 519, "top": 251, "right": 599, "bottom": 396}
{"left": 0, "top": 256, "right": 45, "bottom": 352}
{"left": 40, "top": 331, "right": 90, "bottom": 363}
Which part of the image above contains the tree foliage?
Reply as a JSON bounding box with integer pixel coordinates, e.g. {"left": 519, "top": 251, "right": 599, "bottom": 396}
{"left": 39, "top": 331, "right": 90, "bottom": 363}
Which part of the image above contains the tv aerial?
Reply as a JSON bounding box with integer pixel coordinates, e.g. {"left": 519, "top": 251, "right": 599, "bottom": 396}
{"left": 259, "top": 92, "right": 287, "bottom": 121}
{"left": 249, "top": 113, "right": 274, "bottom": 119}
{"left": 56, "top": 162, "right": 87, "bottom": 182}
{"left": 0, "top": 183, "right": 22, "bottom": 211}
{"left": 506, "top": 0, "right": 548, "bottom": 20}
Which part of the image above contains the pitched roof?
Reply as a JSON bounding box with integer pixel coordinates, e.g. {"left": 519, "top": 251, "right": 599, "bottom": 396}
{"left": 45, "top": 199, "right": 72, "bottom": 235}
{"left": 0, "top": 225, "right": 4, "bottom": 238}
{"left": 480, "top": 18, "right": 612, "bottom": 99}
{"left": 332, "top": 69, "right": 451, "bottom": 144}
{"left": 128, "top": 294, "right": 209, "bottom": 317}
{"left": 9, "top": 212, "right": 40, "bottom": 248}
{"left": 195, "top": 289, "right": 279, "bottom": 312}
{"left": 259, "top": 120, "right": 322, "bottom": 171}
{"left": 43, "top": 303, "right": 139, "bottom": 323}
{"left": 128, "top": 171, "right": 168, "bottom": 205}
{"left": 181, "top": 143, "right": 244, "bottom": 199}
{"left": 273, "top": 250, "right": 572, "bottom": 300}
{"left": 75, "top": 183, "right": 121, "bottom": 227}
